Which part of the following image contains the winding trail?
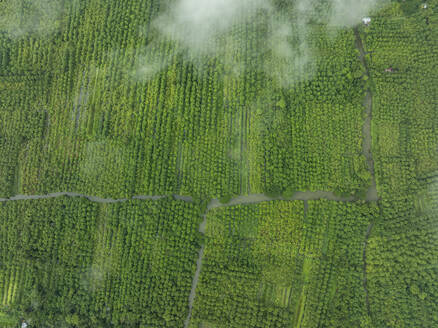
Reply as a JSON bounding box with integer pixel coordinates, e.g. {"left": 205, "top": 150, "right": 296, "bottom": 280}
{"left": 0, "top": 190, "right": 360, "bottom": 205}
{"left": 207, "top": 191, "right": 355, "bottom": 209}
{"left": 0, "top": 192, "right": 166, "bottom": 203}
{"left": 354, "top": 27, "right": 378, "bottom": 202}
{"left": 0, "top": 192, "right": 194, "bottom": 203}
{"left": 184, "top": 212, "right": 207, "bottom": 328}
{"left": 354, "top": 27, "right": 378, "bottom": 320}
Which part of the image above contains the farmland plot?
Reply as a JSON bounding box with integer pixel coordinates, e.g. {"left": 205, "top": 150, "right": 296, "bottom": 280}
{"left": 189, "top": 200, "right": 376, "bottom": 328}
{"left": 0, "top": 0, "right": 371, "bottom": 199}
{"left": 0, "top": 197, "right": 203, "bottom": 327}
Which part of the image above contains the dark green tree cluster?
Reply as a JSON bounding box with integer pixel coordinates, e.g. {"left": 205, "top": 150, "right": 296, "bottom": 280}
{"left": 0, "top": 197, "right": 203, "bottom": 328}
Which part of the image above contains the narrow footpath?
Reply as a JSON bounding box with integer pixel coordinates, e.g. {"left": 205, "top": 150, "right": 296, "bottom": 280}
{"left": 0, "top": 192, "right": 167, "bottom": 203}
{"left": 184, "top": 213, "right": 207, "bottom": 328}
{"left": 354, "top": 27, "right": 378, "bottom": 320}
{"left": 0, "top": 190, "right": 359, "bottom": 205}
{"left": 354, "top": 27, "right": 379, "bottom": 202}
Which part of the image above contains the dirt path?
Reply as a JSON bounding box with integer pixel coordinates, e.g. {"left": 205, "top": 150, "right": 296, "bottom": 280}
{"left": 354, "top": 27, "right": 378, "bottom": 320}
{"left": 0, "top": 190, "right": 359, "bottom": 205}
{"left": 184, "top": 212, "right": 207, "bottom": 328}
{"left": 363, "top": 222, "right": 374, "bottom": 317}
{"left": 0, "top": 179, "right": 370, "bottom": 206}
{"left": 207, "top": 191, "right": 355, "bottom": 210}
{"left": 0, "top": 192, "right": 167, "bottom": 203}
{"left": 354, "top": 28, "right": 378, "bottom": 202}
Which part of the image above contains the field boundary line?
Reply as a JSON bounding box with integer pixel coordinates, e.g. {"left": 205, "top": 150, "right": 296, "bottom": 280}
{"left": 0, "top": 190, "right": 374, "bottom": 205}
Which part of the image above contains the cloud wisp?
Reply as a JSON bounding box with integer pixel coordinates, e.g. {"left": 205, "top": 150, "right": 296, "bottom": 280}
{"left": 133, "top": 0, "right": 387, "bottom": 85}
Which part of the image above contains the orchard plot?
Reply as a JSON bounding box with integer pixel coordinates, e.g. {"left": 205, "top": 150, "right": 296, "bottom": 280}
{"left": 0, "top": 0, "right": 371, "bottom": 199}
{"left": 189, "top": 200, "right": 376, "bottom": 328}
{"left": 0, "top": 197, "right": 203, "bottom": 327}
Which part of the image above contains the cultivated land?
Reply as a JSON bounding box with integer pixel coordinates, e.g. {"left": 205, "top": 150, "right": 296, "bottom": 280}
{"left": 0, "top": 0, "right": 437, "bottom": 327}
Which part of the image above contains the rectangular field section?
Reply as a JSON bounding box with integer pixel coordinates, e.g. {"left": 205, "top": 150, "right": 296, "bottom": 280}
{"left": 189, "top": 200, "right": 376, "bottom": 328}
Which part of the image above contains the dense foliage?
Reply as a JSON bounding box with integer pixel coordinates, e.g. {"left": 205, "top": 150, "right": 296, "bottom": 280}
{"left": 363, "top": 0, "right": 438, "bottom": 203}
{"left": 0, "top": 0, "right": 436, "bottom": 327}
{"left": 0, "top": 0, "right": 371, "bottom": 199}
{"left": 0, "top": 197, "right": 203, "bottom": 327}
{"left": 190, "top": 200, "right": 377, "bottom": 328}
{"left": 367, "top": 187, "right": 438, "bottom": 327}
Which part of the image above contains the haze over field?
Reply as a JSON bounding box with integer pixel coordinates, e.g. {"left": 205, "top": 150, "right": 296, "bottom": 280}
{"left": 0, "top": 0, "right": 436, "bottom": 326}
{"left": 0, "top": 0, "right": 386, "bottom": 85}
{"left": 147, "top": 0, "right": 387, "bottom": 84}
{"left": 156, "top": 0, "right": 384, "bottom": 42}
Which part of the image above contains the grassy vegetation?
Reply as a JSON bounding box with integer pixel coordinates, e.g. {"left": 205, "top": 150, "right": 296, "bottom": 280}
{"left": 0, "top": 0, "right": 437, "bottom": 327}
{"left": 362, "top": 0, "right": 438, "bottom": 203}
{"left": 0, "top": 311, "right": 17, "bottom": 327}
{"left": 367, "top": 196, "right": 438, "bottom": 327}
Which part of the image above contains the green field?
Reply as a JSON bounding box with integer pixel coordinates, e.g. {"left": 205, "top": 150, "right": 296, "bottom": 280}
{"left": 361, "top": 4, "right": 438, "bottom": 327}
{"left": 0, "top": 0, "right": 437, "bottom": 327}
{"left": 0, "top": 0, "right": 373, "bottom": 199}
{"left": 189, "top": 200, "right": 376, "bottom": 328}
{"left": 0, "top": 197, "right": 203, "bottom": 327}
